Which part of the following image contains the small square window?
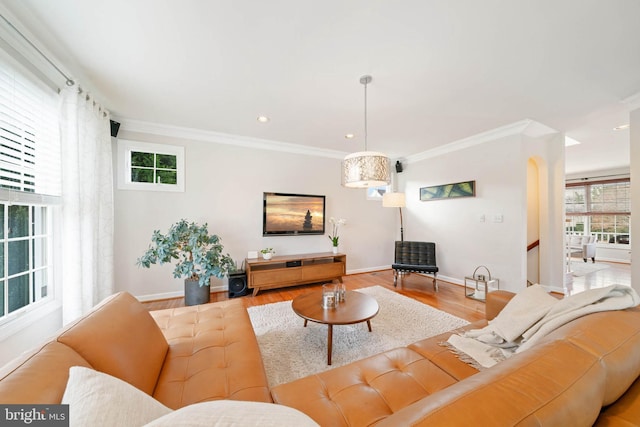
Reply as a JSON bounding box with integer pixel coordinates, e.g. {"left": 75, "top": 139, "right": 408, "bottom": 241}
{"left": 117, "top": 140, "right": 185, "bottom": 192}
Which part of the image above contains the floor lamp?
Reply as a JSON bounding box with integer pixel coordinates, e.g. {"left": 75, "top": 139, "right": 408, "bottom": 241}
{"left": 382, "top": 192, "right": 406, "bottom": 242}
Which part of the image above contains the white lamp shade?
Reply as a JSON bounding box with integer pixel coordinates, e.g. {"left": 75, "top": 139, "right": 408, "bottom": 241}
{"left": 341, "top": 151, "right": 391, "bottom": 188}
{"left": 383, "top": 192, "right": 406, "bottom": 207}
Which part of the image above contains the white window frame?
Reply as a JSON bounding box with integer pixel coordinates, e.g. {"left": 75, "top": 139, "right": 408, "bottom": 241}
{"left": 117, "top": 139, "right": 185, "bottom": 192}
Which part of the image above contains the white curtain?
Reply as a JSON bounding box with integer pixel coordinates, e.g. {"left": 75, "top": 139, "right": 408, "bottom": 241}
{"left": 60, "top": 85, "right": 114, "bottom": 324}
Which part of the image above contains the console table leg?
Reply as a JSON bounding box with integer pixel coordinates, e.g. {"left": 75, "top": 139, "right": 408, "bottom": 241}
{"left": 327, "top": 325, "right": 333, "bottom": 365}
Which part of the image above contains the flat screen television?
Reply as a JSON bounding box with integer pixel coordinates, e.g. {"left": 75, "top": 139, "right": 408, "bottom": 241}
{"left": 263, "top": 192, "right": 325, "bottom": 236}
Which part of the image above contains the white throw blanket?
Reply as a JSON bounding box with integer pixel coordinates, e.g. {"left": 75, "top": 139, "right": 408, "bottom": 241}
{"left": 446, "top": 284, "right": 640, "bottom": 369}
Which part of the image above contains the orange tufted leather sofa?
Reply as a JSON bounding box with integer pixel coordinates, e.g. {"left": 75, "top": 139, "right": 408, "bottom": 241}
{"left": 0, "top": 291, "right": 271, "bottom": 408}
{"left": 3, "top": 289, "right": 640, "bottom": 426}
{"left": 271, "top": 290, "right": 640, "bottom": 426}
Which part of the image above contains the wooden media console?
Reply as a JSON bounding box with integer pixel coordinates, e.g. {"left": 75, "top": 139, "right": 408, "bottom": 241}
{"left": 245, "top": 252, "right": 346, "bottom": 296}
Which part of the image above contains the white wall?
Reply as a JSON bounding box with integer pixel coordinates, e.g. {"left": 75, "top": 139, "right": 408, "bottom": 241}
{"left": 114, "top": 130, "right": 397, "bottom": 300}
{"left": 525, "top": 134, "right": 566, "bottom": 291}
{"left": 527, "top": 158, "right": 540, "bottom": 284}
{"left": 396, "top": 129, "right": 565, "bottom": 293}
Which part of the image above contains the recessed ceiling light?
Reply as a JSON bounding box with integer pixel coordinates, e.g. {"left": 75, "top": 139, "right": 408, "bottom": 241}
{"left": 345, "top": 133, "right": 355, "bottom": 139}
{"left": 613, "top": 124, "right": 630, "bottom": 131}
{"left": 257, "top": 115, "right": 270, "bottom": 123}
{"left": 565, "top": 137, "right": 581, "bottom": 147}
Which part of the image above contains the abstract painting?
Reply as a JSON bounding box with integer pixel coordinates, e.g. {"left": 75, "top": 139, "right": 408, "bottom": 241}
{"left": 420, "top": 180, "right": 475, "bottom": 201}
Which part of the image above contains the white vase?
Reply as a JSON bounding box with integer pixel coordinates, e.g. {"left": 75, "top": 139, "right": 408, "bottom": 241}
{"left": 332, "top": 246, "right": 338, "bottom": 254}
{"left": 263, "top": 253, "right": 273, "bottom": 260}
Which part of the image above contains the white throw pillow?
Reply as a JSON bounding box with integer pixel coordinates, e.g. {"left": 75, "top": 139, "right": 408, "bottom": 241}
{"left": 62, "top": 366, "right": 172, "bottom": 427}
{"left": 144, "top": 400, "right": 319, "bottom": 427}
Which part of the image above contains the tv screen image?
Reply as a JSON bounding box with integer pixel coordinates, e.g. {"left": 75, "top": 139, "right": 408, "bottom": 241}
{"left": 263, "top": 192, "right": 325, "bottom": 236}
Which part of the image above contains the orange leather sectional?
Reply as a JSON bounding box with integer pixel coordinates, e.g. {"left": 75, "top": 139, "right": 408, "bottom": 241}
{"left": 0, "top": 292, "right": 271, "bottom": 407}
{"left": 1, "top": 289, "right": 640, "bottom": 426}
{"left": 272, "top": 291, "right": 640, "bottom": 426}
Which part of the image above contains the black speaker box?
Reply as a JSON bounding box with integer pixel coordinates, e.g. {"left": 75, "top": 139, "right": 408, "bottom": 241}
{"left": 228, "top": 272, "right": 249, "bottom": 298}
{"left": 110, "top": 120, "right": 120, "bottom": 138}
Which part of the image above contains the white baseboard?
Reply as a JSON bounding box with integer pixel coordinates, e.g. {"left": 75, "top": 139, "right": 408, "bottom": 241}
{"left": 135, "top": 285, "right": 227, "bottom": 302}
{"left": 434, "top": 274, "right": 464, "bottom": 286}
{"left": 346, "top": 265, "right": 391, "bottom": 275}
{"left": 592, "top": 257, "right": 631, "bottom": 264}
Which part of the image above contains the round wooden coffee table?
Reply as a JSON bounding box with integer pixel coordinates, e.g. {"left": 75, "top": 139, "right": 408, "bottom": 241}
{"left": 292, "top": 290, "right": 379, "bottom": 365}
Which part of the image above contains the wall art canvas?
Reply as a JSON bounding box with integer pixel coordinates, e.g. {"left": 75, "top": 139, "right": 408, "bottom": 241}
{"left": 420, "top": 180, "right": 475, "bottom": 201}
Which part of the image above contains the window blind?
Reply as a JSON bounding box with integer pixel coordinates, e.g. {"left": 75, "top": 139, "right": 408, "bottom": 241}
{"left": 0, "top": 51, "right": 60, "bottom": 197}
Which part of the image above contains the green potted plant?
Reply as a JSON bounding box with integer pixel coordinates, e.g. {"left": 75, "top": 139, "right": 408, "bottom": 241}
{"left": 137, "top": 219, "right": 236, "bottom": 306}
{"left": 260, "top": 248, "right": 275, "bottom": 260}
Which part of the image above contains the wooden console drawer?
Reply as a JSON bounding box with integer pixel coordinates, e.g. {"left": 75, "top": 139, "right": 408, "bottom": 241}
{"left": 302, "top": 262, "right": 345, "bottom": 281}
{"left": 251, "top": 268, "right": 302, "bottom": 286}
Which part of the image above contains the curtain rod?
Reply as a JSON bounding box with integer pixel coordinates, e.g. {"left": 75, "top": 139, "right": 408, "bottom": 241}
{"left": 0, "top": 13, "right": 74, "bottom": 87}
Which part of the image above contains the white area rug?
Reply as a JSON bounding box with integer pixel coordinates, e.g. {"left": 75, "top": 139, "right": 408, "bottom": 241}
{"left": 571, "top": 260, "right": 610, "bottom": 277}
{"left": 248, "top": 285, "right": 469, "bottom": 387}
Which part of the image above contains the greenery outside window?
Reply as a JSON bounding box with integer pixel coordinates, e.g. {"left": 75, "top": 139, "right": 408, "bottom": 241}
{"left": 0, "top": 204, "right": 51, "bottom": 317}
{"left": 565, "top": 179, "right": 630, "bottom": 245}
{"left": 117, "top": 140, "right": 185, "bottom": 192}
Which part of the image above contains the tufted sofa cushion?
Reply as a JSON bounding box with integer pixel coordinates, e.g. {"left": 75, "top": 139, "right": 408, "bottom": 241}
{"left": 375, "top": 339, "right": 607, "bottom": 426}
{"left": 271, "top": 346, "right": 465, "bottom": 426}
{"left": 150, "top": 299, "right": 272, "bottom": 409}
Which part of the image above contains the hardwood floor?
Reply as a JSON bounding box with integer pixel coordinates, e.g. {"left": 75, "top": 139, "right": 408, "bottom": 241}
{"left": 569, "top": 259, "right": 631, "bottom": 294}
{"left": 141, "top": 269, "right": 487, "bottom": 323}
{"left": 140, "top": 261, "right": 633, "bottom": 318}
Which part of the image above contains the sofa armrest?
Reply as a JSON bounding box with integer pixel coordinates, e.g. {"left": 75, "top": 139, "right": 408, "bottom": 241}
{"left": 485, "top": 290, "right": 515, "bottom": 320}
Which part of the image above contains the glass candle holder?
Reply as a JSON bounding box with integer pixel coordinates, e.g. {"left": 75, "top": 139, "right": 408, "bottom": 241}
{"left": 322, "top": 284, "right": 337, "bottom": 309}
{"left": 336, "top": 283, "right": 346, "bottom": 302}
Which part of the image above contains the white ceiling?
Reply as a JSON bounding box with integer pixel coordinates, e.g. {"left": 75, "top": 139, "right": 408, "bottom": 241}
{"left": 2, "top": 0, "right": 639, "bottom": 175}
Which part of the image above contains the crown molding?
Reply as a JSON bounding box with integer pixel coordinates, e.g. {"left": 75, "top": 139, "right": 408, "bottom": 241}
{"left": 117, "top": 118, "right": 348, "bottom": 160}
{"left": 622, "top": 91, "right": 640, "bottom": 111}
{"left": 405, "top": 119, "right": 557, "bottom": 164}
{"left": 118, "top": 117, "right": 559, "bottom": 163}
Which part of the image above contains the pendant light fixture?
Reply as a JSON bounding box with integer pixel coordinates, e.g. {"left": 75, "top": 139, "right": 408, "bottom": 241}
{"left": 341, "top": 75, "right": 391, "bottom": 188}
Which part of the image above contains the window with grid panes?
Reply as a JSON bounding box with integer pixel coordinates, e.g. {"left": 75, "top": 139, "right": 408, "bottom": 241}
{"left": 565, "top": 179, "right": 630, "bottom": 245}
{"left": 117, "top": 139, "right": 184, "bottom": 192}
